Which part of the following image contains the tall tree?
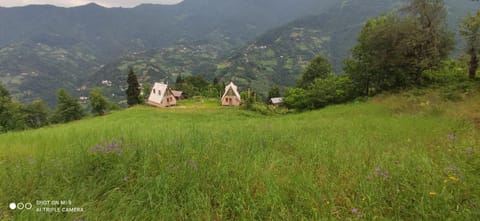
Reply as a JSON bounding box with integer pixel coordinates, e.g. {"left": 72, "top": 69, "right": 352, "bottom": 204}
{"left": 22, "top": 100, "right": 50, "bottom": 128}
{"left": 0, "top": 85, "right": 26, "bottom": 132}
{"left": 345, "top": 0, "right": 454, "bottom": 95}
{"left": 89, "top": 88, "right": 109, "bottom": 116}
{"left": 126, "top": 68, "right": 141, "bottom": 107}
{"left": 460, "top": 9, "right": 480, "bottom": 79}
{"left": 51, "top": 89, "right": 84, "bottom": 123}
{"left": 175, "top": 74, "right": 184, "bottom": 89}
{"left": 401, "top": 0, "right": 454, "bottom": 81}
{"left": 298, "top": 55, "right": 332, "bottom": 89}
{"left": 345, "top": 15, "right": 412, "bottom": 95}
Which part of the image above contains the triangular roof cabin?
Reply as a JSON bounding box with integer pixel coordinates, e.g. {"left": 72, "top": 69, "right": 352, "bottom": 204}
{"left": 147, "top": 82, "right": 177, "bottom": 108}
{"left": 221, "top": 82, "right": 241, "bottom": 106}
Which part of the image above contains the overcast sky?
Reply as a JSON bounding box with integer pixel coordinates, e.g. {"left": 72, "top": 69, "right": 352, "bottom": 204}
{"left": 0, "top": 0, "right": 184, "bottom": 8}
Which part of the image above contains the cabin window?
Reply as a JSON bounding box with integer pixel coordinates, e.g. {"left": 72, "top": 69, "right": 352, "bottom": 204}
{"left": 153, "top": 89, "right": 156, "bottom": 94}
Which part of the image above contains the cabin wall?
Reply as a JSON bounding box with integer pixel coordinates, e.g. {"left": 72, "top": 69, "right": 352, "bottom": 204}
{"left": 148, "top": 93, "right": 161, "bottom": 105}
{"left": 222, "top": 96, "right": 241, "bottom": 106}
{"left": 162, "top": 95, "right": 177, "bottom": 107}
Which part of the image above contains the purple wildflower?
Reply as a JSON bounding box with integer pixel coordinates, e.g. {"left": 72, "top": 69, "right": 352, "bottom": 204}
{"left": 351, "top": 208, "right": 359, "bottom": 214}
{"left": 373, "top": 167, "right": 389, "bottom": 179}
{"left": 357, "top": 214, "right": 362, "bottom": 219}
{"left": 447, "top": 165, "right": 464, "bottom": 180}
{"left": 381, "top": 172, "right": 389, "bottom": 178}
{"left": 90, "top": 139, "right": 124, "bottom": 154}
{"left": 466, "top": 147, "right": 474, "bottom": 154}
{"left": 449, "top": 166, "right": 459, "bottom": 174}
{"left": 448, "top": 134, "right": 456, "bottom": 140}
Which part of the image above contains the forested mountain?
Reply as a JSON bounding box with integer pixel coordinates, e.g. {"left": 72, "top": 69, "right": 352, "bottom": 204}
{"left": 0, "top": 0, "right": 337, "bottom": 105}
{"left": 215, "top": 0, "right": 400, "bottom": 94}
{"left": 0, "top": 0, "right": 477, "bottom": 104}
{"left": 0, "top": 0, "right": 336, "bottom": 58}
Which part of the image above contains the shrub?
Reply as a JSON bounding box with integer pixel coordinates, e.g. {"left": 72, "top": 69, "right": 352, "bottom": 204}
{"left": 284, "top": 75, "right": 355, "bottom": 110}
{"left": 51, "top": 89, "right": 85, "bottom": 124}
{"left": 422, "top": 60, "right": 469, "bottom": 86}
{"left": 89, "top": 88, "right": 109, "bottom": 116}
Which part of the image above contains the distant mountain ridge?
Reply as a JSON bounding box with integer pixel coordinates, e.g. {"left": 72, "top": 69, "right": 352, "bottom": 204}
{"left": 97, "top": 0, "right": 477, "bottom": 100}
{"left": 0, "top": 0, "right": 477, "bottom": 105}
{"left": 0, "top": 0, "right": 338, "bottom": 104}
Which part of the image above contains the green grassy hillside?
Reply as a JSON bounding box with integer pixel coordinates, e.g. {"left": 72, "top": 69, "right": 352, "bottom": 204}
{"left": 0, "top": 94, "right": 479, "bottom": 220}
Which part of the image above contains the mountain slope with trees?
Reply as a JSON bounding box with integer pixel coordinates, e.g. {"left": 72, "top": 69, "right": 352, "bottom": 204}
{"left": 0, "top": 0, "right": 477, "bottom": 104}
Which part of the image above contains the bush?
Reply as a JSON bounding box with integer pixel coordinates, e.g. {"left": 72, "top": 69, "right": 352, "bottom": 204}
{"left": 22, "top": 100, "right": 51, "bottom": 128}
{"left": 284, "top": 88, "right": 309, "bottom": 110}
{"left": 51, "top": 89, "right": 85, "bottom": 124}
{"left": 284, "top": 75, "right": 355, "bottom": 110}
{"left": 89, "top": 88, "right": 109, "bottom": 116}
{"left": 422, "top": 60, "right": 469, "bottom": 86}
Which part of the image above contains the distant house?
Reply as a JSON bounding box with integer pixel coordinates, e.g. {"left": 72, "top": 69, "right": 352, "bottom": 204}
{"left": 269, "top": 97, "right": 284, "bottom": 105}
{"left": 79, "top": 96, "right": 89, "bottom": 104}
{"left": 147, "top": 82, "right": 177, "bottom": 108}
{"left": 221, "top": 82, "right": 241, "bottom": 106}
{"left": 171, "top": 90, "right": 185, "bottom": 100}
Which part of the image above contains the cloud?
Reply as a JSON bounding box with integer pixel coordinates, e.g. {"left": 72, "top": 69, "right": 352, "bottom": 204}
{"left": 0, "top": 0, "right": 184, "bottom": 8}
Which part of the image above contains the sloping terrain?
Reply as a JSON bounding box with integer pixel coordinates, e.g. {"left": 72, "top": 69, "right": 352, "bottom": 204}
{"left": 0, "top": 91, "right": 479, "bottom": 220}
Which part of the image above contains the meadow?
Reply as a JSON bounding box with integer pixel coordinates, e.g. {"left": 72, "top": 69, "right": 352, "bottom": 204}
{"left": 0, "top": 92, "right": 479, "bottom": 220}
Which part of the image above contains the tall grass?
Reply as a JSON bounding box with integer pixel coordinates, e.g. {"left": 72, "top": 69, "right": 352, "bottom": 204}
{"left": 0, "top": 101, "right": 478, "bottom": 220}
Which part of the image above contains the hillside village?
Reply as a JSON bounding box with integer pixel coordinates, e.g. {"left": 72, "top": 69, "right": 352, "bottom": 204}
{"left": 0, "top": 0, "right": 480, "bottom": 220}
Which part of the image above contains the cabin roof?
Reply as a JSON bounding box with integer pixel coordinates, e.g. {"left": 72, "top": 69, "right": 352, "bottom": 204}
{"left": 171, "top": 90, "right": 183, "bottom": 97}
{"left": 222, "top": 82, "right": 241, "bottom": 100}
{"left": 270, "top": 97, "right": 284, "bottom": 104}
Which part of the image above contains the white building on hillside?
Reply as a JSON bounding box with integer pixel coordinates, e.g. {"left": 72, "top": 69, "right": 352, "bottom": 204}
{"left": 147, "top": 82, "right": 177, "bottom": 108}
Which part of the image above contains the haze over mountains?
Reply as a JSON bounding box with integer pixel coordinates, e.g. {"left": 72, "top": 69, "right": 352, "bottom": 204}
{"left": 0, "top": 0, "right": 477, "bottom": 105}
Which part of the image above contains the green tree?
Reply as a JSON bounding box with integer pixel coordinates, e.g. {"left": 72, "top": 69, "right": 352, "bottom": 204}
{"left": 284, "top": 88, "right": 309, "bottom": 110}
{"left": 0, "top": 85, "right": 27, "bottom": 132}
{"left": 298, "top": 55, "right": 332, "bottom": 89}
{"left": 175, "top": 74, "right": 184, "bottom": 90}
{"left": 460, "top": 9, "right": 480, "bottom": 79}
{"left": 307, "top": 75, "right": 354, "bottom": 109}
{"left": 0, "top": 84, "right": 10, "bottom": 99}
{"left": 89, "top": 88, "right": 109, "bottom": 116}
{"left": 401, "top": 0, "right": 454, "bottom": 82}
{"left": 284, "top": 75, "right": 354, "bottom": 110}
{"left": 142, "top": 83, "right": 152, "bottom": 101}
{"left": 51, "top": 89, "right": 84, "bottom": 123}
{"left": 345, "top": 0, "right": 453, "bottom": 95}
{"left": 22, "top": 100, "right": 50, "bottom": 129}
{"left": 345, "top": 15, "right": 408, "bottom": 95}
{"left": 126, "top": 68, "right": 141, "bottom": 107}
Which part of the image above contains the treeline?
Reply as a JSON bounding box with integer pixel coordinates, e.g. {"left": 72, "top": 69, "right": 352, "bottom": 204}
{"left": 174, "top": 75, "right": 225, "bottom": 98}
{"left": 282, "top": 0, "right": 480, "bottom": 110}
{"left": 0, "top": 85, "right": 116, "bottom": 133}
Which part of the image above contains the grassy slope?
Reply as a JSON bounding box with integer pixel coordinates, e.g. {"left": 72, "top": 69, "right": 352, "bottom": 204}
{"left": 0, "top": 94, "right": 479, "bottom": 220}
